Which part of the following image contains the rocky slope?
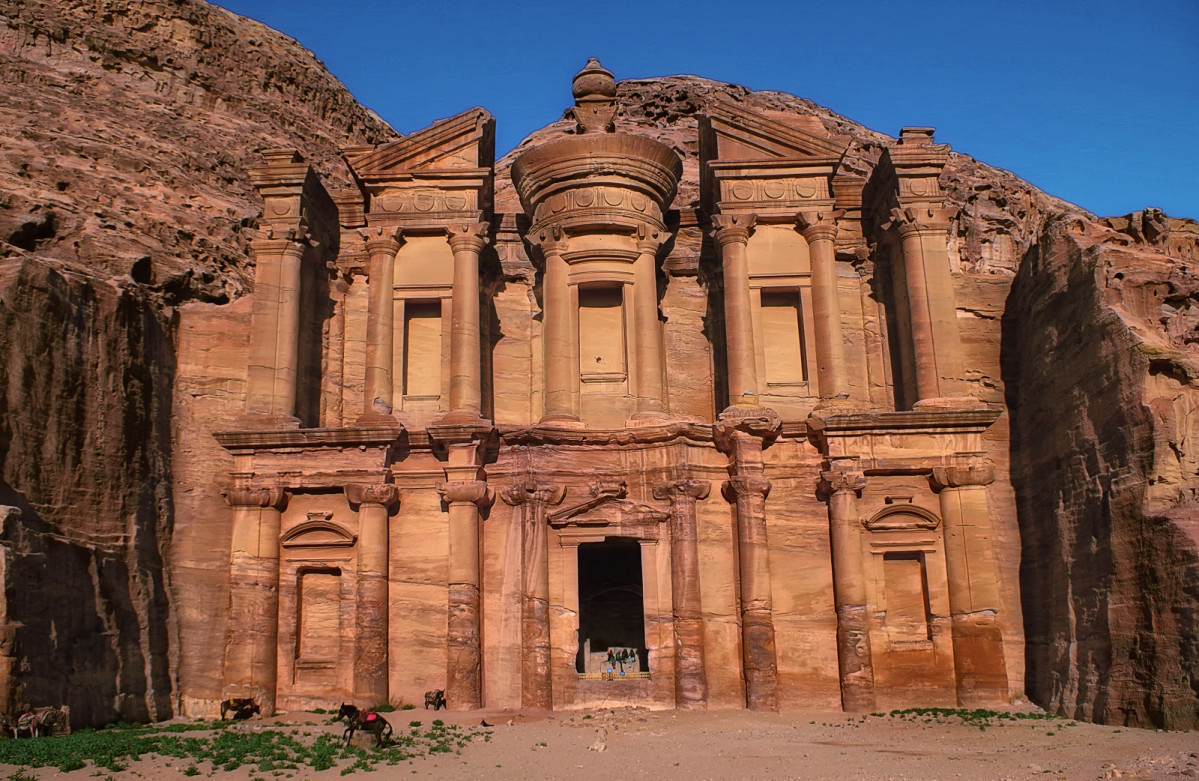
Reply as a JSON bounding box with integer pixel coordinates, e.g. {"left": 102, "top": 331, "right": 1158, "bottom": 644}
{"left": 0, "top": 0, "right": 1196, "bottom": 729}
{"left": 0, "top": 0, "right": 396, "bottom": 725}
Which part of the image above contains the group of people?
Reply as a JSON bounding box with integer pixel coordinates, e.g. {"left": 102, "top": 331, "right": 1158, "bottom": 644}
{"left": 604, "top": 647, "right": 638, "bottom": 676}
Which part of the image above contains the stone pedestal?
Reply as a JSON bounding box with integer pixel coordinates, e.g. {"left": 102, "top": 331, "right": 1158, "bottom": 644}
{"left": 820, "top": 468, "right": 877, "bottom": 711}
{"left": 653, "top": 478, "right": 711, "bottom": 709}
{"left": 501, "top": 481, "right": 565, "bottom": 710}
{"left": 222, "top": 486, "right": 287, "bottom": 714}
{"left": 931, "top": 457, "right": 1009, "bottom": 706}
{"left": 346, "top": 483, "right": 398, "bottom": 706}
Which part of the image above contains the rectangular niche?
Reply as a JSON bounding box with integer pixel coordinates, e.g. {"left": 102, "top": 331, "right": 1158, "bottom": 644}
{"left": 296, "top": 567, "right": 341, "bottom": 665}
{"left": 882, "top": 551, "right": 931, "bottom": 644}
{"left": 403, "top": 300, "right": 443, "bottom": 399}
{"left": 578, "top": 285, "right": 627, "bottom": 384}
{"left": 759, "top": 289, "right": 807, "bottom": 387}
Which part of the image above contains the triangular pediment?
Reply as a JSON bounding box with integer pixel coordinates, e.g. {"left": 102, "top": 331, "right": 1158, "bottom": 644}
{"left": 344, "top": 108, "right": 495, "bottom": 180}
{"left": 701, "top": 98, "right": 847, "bottom": 162}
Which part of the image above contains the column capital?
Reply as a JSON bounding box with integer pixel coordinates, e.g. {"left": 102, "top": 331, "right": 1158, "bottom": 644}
{"left": 721, "top": 475, "right": 771, "bottom": 502}
{"left": 222, "top": 485, "right": 288, "bottom": 509}
{"left": 884, "top": 205, "right": 957, "bottom": 238}
{"left": 250, "top": 233, "right": 309, "bottom": 260}
{"left": 930, "top": 458, "right": 995, "bottom": 490}
{"left": 653, "top": 478, "right": 712, "bottom": 502}
{"left": 438, "top": 480, "right": 495, "bottom": 508}
{"left": 710, "top": 213, "right": 756, "bottom": 247}
{"left": 345, "top": 482, "right": 400, "bottom": 511}
{"left": 500, "top": 481, "right": 566, "bottom": 508}
{"left": 819, "top": 469, "right": 866, "bottom": 496}
{"left": 526, "top": 224, "right": 569, "bottom": 257}
{"left": 359, "top": 225, "right": 403, "bottom": 257}
{"left": 796, "top": 209, "right": 845, "bottom": 243}
{"left": 447, "top": 221, "right": 490, "bottom": 255}
{"left": 635, "top": 222, "right": 668, "bottom": 255}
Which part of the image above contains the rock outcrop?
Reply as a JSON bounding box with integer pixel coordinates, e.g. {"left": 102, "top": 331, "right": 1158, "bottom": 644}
{"left": 0, "top": 0, "right": 396, "bottom": 725}
{"left": 1, "top": 0, "right": 1196, "bottom": 729}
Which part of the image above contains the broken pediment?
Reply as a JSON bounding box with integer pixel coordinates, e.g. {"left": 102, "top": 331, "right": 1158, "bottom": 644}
{"left": 343, "top": 108, "right": 495, "bottom": 184}
{"left": 548, "top": 480, "right": 667, "bottom": 528}
{"left": 700, "top": 98, "right": 847, "bottom": 163}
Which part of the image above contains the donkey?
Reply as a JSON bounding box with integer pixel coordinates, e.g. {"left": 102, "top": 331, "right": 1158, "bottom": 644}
{"left": 335, "top": 703, "right": 392, "bottom": 747}
{"left": 220, "top": 698, "right": 261, "bottom": 720}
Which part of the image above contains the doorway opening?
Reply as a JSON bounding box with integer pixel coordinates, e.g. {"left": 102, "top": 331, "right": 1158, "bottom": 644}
{"left": 575, "top": 537, "right": 648, "bottom": 675}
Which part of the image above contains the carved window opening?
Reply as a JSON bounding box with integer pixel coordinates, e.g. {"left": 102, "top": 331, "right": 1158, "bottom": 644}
{"left": 575, "top": 537, "right": 647, "bottom": 676}
{"left": 402, "top": 300, "right": 443, "bottom": 400}
{"left": 759, "top": 289, "right": 808, "bottom": 386}
{"left": 295, "top": 567, "right": 342, "bottom": 669}
{"left": 881, "top": 552, "right": 932, "bottom": 644}
{"left": 577, "top": 284, "right": 628, "bottom": 385}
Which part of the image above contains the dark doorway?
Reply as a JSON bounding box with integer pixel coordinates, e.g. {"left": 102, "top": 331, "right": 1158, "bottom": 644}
{"left": 575, "top": 537, "right": 648, "bottom": 674}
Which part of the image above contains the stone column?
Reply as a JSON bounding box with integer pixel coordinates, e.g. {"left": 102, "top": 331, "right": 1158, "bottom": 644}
{"left": 537, "top": 234, "right": 579, "bottom": 423}
{"left": 501, "top": 482, "right": 565, "bottom": 710}
{"left": 931, "top": 457, "right": 1009, "bottom": 706}
{"left": 712, "top": 213, "right": 760, "bottom": 408}
{"left": 222, "top": 485, "right": 287, "bottom": 714}
{"left": 653, "top": 478, "right": 711, "bottom": 709}
{"left": 820, "top": 468, "right": 877, "bottom": 712}
{"left": 359, "top": 227, "right": 402, "bottom": 424}
{"left": 345, "top": 483, "right": 399, "bottom": 706}
{"left": 243, "top": 236, "right": 307, "bottom": 427}
{"left": 797, "top": 211, "right": 849, "bottom": 399}
{"left": 721, "top": 472, "right": 778, "bottom": 710}
{"left": 889, "top": 206, "right": 963, "bottom": 403}
{"left": 445, "top": 223, "right": 489, "bottom": 422}
{"left": 631, "top": 229, "right": 668, "bottom": 420}
{"left": 439, "top": 470, "right": 493, "bottom": 710}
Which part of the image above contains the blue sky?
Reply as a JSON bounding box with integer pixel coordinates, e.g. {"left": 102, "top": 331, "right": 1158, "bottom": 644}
{"left": 214, "top": 0, "right": 1198, "bottom": 219}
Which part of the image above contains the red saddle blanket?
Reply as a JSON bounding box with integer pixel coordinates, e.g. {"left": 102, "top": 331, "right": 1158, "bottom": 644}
{"left": 361, "top": 712, "right": 379, "bottom": 722}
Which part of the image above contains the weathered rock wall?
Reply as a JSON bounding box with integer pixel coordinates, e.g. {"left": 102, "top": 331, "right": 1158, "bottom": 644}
{"left": 1004, "top": 216, "right": 1199, "bottom": 729}
{"left": 0, "top": 0, "right": 397, "bottom": 724}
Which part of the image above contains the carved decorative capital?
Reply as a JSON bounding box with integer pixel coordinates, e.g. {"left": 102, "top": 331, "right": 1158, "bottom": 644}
{"left": 819, "top": 469, "right": 866, "bottom": 496}
{"left": 710, "top": 213, "right": 756, "bottom": 247}
{"left": 930, "top": 461, "right": 995, "bottom": 490}
{"left": 500, "top": 481, "right": 566, "bottom": 508}
{"left": 796, "top": 209, "right": 844, "bottom": 243}
{"left": 345, "top": 483, "right": 400, "bottom": 510}
{"left": 652, "top": 478, "right": 711, "bottom": 503}
{"left": 721, "top": 475, "right": 771, "bottom": 502}
{"left": 885, "top": 205, "right": 957, "bottom": 238}
{"left": 250, "top": 233, "right": 309, "bottom": 261}
{"left": 713, "top": 406, "right": 781, "bottom": 453}
{"left": 635, "top": 223, "right": 667, "bottom": 255}
{"left": 359, "top": 225, "right": 403, "bottom": 257}
{"left": 223, "top": 485, "right": 288, "bottom": 509}
{"left": 447, "top": 222, "right": 490, "bottom": 255}
{"left": 438, "top": 480, "right": 494, "bottom": 508}
{"left": 526, "top": 224, "right": 568, "bottom": 259}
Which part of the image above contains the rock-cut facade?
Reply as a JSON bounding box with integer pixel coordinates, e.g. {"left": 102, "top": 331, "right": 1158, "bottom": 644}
{"left": 173, "top": 60, "right": 1019, "bottom": 714}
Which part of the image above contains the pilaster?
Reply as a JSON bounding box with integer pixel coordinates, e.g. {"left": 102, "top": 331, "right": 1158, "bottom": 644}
{"left": 530, "top": 229, "right": 579, "bottom": 424}
{"left": 652, "top": 478, "right": 711, "bottom": 709}
{"left": 797, "top": 210, "right": 850, "bottom": 400}
{"left": 712, "top": 213, "right": 760, "bottom": 409}
{"left": 442, "top": 222, "right": 490, "bottom": 423}
{"left": 629, "top": 226, "right": 669, "bottom": 422}
{"left": 358, "top": 227, "right": 403, "bottom": 425}
{"left": 818, "top": 466, "right": 877, "bottom": 712}
{"left": 345, "top": 482, "right": 399, "bottom": 706}
{"left": 221, "top": 485, "right": 288, "bottom": 715}
{"left": 930, "top": 454, "right": 1009, "bottom": 706}
{"left": 501, "top": 481, "right": 566, "bottom": 710}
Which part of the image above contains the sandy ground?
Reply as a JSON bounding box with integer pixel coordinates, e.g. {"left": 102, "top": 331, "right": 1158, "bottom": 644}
{"left": 3, "top": 706, "right": 1196, "bottom": 781}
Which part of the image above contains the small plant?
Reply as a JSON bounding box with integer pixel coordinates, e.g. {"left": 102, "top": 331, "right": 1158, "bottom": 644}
{"left": 183, "top": 766, "right": 200, "bottom": 776}
{"left": 400, "top": 704, "right": 415, "bottom": 711}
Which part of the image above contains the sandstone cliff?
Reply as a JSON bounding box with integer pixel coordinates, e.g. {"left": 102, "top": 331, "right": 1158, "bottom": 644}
{"left": 0, "top": 0, "right": 396, "bottom": 724}
{"left": 1, "top": 0, "right": 1196, "bottom": 729}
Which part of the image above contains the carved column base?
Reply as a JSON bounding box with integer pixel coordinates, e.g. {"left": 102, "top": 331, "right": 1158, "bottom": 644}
{"left": 446, "top": 583, "right": 482, "bottom": 710}
{"left": 354, "top": 411, "right": 398, "bottom": 428}
{"left": 742, "top": 608, "right": 779, "bottom": 711}
{"left": 950, "top": 612, "right": 1010, "bottom": 706}
{"left": 835, "top": 605, "right": 877, "bottom": 712}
